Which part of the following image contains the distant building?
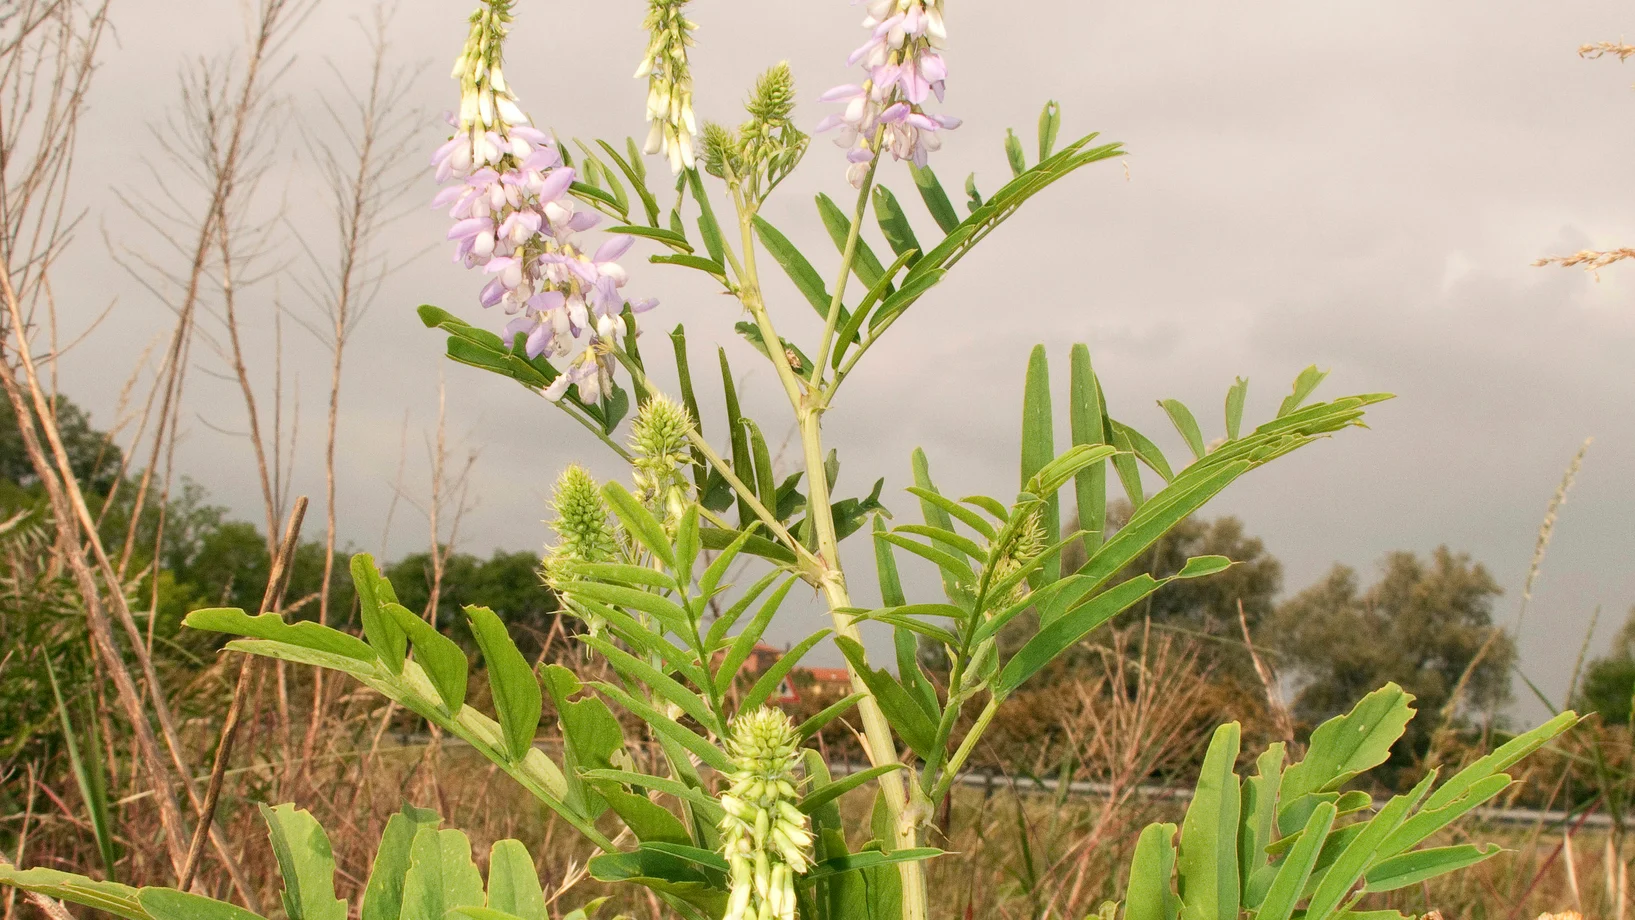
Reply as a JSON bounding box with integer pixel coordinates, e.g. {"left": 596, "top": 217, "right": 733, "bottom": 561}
{"left": 726, "top": 644, "right": 853, "bottom": 706}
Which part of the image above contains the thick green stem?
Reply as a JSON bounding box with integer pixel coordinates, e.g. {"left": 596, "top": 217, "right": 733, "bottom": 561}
{"left": 929, "top": 695, "right": 1002, "bottom": 805}
{"left": 726, "top": 180, "right": 928, "bottom": 920}
{"left": 811, "top": 151, "right": 882, "bottom": 385}
{"left": 799, "top": 407, "right": 929, "bottom": 920}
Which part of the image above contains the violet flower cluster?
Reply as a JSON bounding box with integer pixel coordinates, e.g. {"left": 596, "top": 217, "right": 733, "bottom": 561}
{"left": 817, "top": 0, "right": 959, "bottom": 187}
{"left": 431, "top": 0, "right": 653, "bottom": 404}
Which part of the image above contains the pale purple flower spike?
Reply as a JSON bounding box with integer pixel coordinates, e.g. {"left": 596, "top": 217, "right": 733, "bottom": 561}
{"left": 818, "top": 0, "right": 958, "bottom": 187}
{"left": 433, "top": 1, "right": 652, "bottom": 404}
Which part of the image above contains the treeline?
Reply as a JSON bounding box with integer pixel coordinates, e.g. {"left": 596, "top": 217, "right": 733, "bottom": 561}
{"left": 0, "top": 395, "right": 563, "bottom": 785}
{"left": 11, "top": 393, "right": 1633, "bottom": 791}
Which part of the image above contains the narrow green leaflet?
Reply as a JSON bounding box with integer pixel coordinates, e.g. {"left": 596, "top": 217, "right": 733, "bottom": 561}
{"left": 1161, "top": 399, "right": 1207, "bottom": 461}
{"left": 485, "top": 840, "right": 546, "bottom": 920}
{"left": 1225, "top": 377, "right": 1248, "bottom": 441}
{"left": 1280, "top": 684, "right": 1415, "bottom": 803}
{"left": 996, "top": 574, "right": 1164, "bottom": 694}
{"left": 586, "top": 847, "right": 726, "bottom": 916}
{"left": 1373, "top": 773, "right": 1512, "bottom": 862}
{"left": 687, "top": 168, "right": 727, "bottom": 265}
{"left": 1363, "top": 845, "right": 1501, "bottom": 893}
{"left": 1253, "top": 802, "right": 1335, "bottom": 920}
{"left": 595, "top": 681, "right": 733, "bottom": 773}
{"left": 1419, "top": 710, "right": 1579, "bottom": 812}
{"left": 400, "top": 827, "right": 486, "bottom": 920}
{"left": 0, "top": 866, "right": 148, "bottom": 920}
{"left": 907, "top": 163, "right": 960, "bottom": 233}
{"left": 260, "top": 805, "right": 345, "bottom": 920}
{"left": 361, "top": 805, "right": 441, "bottom": 920}
{"left": 608, "top": 224, "right": 691, "bottom": 251}
{"left": 1113, "top": 420, "right": 1173, "bottom": 484}
{"left": 597, "top": 139, "right": 660, "bottom": 227}
{"left": 743, "top": 630, "right": 834, "bottom": 712}
{"left": 465, "top": 606, "right": 543, "bottom": 762}
{"left": 1038, "top": 100, "right": 1062, "bottom": 161}
{"left": 753, "top": 215, "right": 848, "bottom": 326}
{"left": 1238, "top": 743, "right": 1285, "bottom": 894}
{"left": 797, "top": 693, "right": 866, "bottom": 739}
{"left": 1177, "top": 722, "right": 1241, "bottom": 920}
{"left": 704, "top": 570, "right": 782, "bottom": 651}
{"left": 872, "top": 185, "right": 921, "bottom": 264}
{"left": 353, "top": 553, "right": 407, "bottom": 672}
{"left": 1278, "top": 365, "right": 1330, "bottom": 417}
{"left": 815, "top": 192, "right": 889, "bottom": 288}
{"left": 1020, "top": 345, "right": 1060, "bottom": 584}
{"left": 1177, "top": 556, "right": 1234, "bottom": 579}
{"left": 581, "top": 769, "right": 722, "bottom": 817}
{"left": 601, "top": 481, "right": 678, "bottom": 568}
{"left": 799, "top": 764, "right": 904, "bottom": 815}
{"left": 1302, "top": 784, "right": 1421, "bottom": 920}
{"left": 1069, "top": 344, "right": 1109, "bottom": 555}
{"left": 384, "top": 602, "right": 468, "bottom": 713}
{"left": 1004, "top": 128, "right": 1026, "bottom": 176}
{"left": 715, "top": 576, "right": 800, "bottom": 695}
{"left": 140, "top": 891, "right": 263, "bottom": 920}
{"left": 580, "top": 636, "right": 721, "bottom": 736}
{"left": 184, "top": 608, "right": 375, "bottom": 663}
{"left": 803, "top": 848, "right": 945, "bottom": 883}
{"left": 1123, "top": 823, "right": 1178, "bottom": 920}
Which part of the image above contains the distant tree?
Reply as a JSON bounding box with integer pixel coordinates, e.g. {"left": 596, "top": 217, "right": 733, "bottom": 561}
{"left": 1061, "top": 507, "right": 1283, "bottom": 680}
{"left": 176, "top": 521, "right": 274, "bottom": 611}
{"left": 1272, "top": 547, "right": 1514, "bottom": 765}
{"left": 0, "top": 393, "right": 122, "bottom": 494}
{"left": 386, "top": 550, "right": 560, "bottom": 655}
{"left": 1573, "top": 607, "right": 1635, "bottom": 726}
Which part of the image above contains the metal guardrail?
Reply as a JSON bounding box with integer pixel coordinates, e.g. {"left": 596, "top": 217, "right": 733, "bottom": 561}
{"left": 395, "top": 734, "right": 1613, "bottom": 832}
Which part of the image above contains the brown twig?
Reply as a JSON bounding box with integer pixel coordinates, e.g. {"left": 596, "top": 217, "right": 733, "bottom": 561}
{"left": 177, "top": 495, "right": 308, "bottom": 889}
{"left": 1237, "top": 597, "right": 1296, "bottom": 746}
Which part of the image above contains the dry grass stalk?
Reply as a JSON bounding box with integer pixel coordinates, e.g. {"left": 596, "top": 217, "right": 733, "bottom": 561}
{"left": 1237, "top": 598, "right": 1296, "bottom": 746}
{"left": 1534, "top": 248, "right": 1635, "bottom": 275}
{"left": 1515, "top": 437, "right": 1591, "bottom": 636}
{"left": 1580, "top": 41, "right": 1635, "bottom": 60}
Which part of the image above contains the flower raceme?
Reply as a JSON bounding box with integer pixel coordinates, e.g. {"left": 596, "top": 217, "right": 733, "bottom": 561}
{"left": 720, "top": 709, "right": 813, "bottom": 920}
{"left": 635, "top": 0, "right": 698, "bottom": 173}
{"left": 432, "top": 0, "right": 655, "bottom": 404}
{"left": 818, "top": 0, "right": 959, "bottom": 187}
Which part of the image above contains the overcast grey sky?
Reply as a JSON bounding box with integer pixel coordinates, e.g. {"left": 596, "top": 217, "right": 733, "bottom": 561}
{"left": 55, "top": 0, "right": 1635, "bottom": 723}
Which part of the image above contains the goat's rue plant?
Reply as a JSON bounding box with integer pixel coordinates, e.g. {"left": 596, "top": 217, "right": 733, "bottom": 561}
{"left": 0, "top": 3, "right": 1578, "bottom": 920}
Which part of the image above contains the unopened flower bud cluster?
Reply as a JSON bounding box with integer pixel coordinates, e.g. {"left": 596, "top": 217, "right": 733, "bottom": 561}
{"left": 433, "top": 0, "right": 656, "bottom": 405}
{"left": 705, "top": 64, "right": 809, "bottom": 202}
{"left": 818, "top": 0, "right": 960, "bottom": 187}
{"left": 544, "top": 465, "right": 620, "bottom": 633}
{"left": 720, "top": 709, "right": 813, "bottom": 920}
{"left": 630, "top": 395, "right": 695, "bottom": 526}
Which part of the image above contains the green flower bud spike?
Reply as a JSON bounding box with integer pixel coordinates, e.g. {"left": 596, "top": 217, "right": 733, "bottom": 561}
{"left": 543, "top": 464, "right": 619, "bottom": 632}
{"left": 629, "top": 394, "right": 695, "bottom": 525}
{"left": 720, "top": 708, "right": 812, "bottom": 920}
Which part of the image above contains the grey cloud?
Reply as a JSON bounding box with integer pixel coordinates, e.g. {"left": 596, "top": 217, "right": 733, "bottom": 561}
{"left": 53, "top": 0, "right": 1635, "bottom": 722}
